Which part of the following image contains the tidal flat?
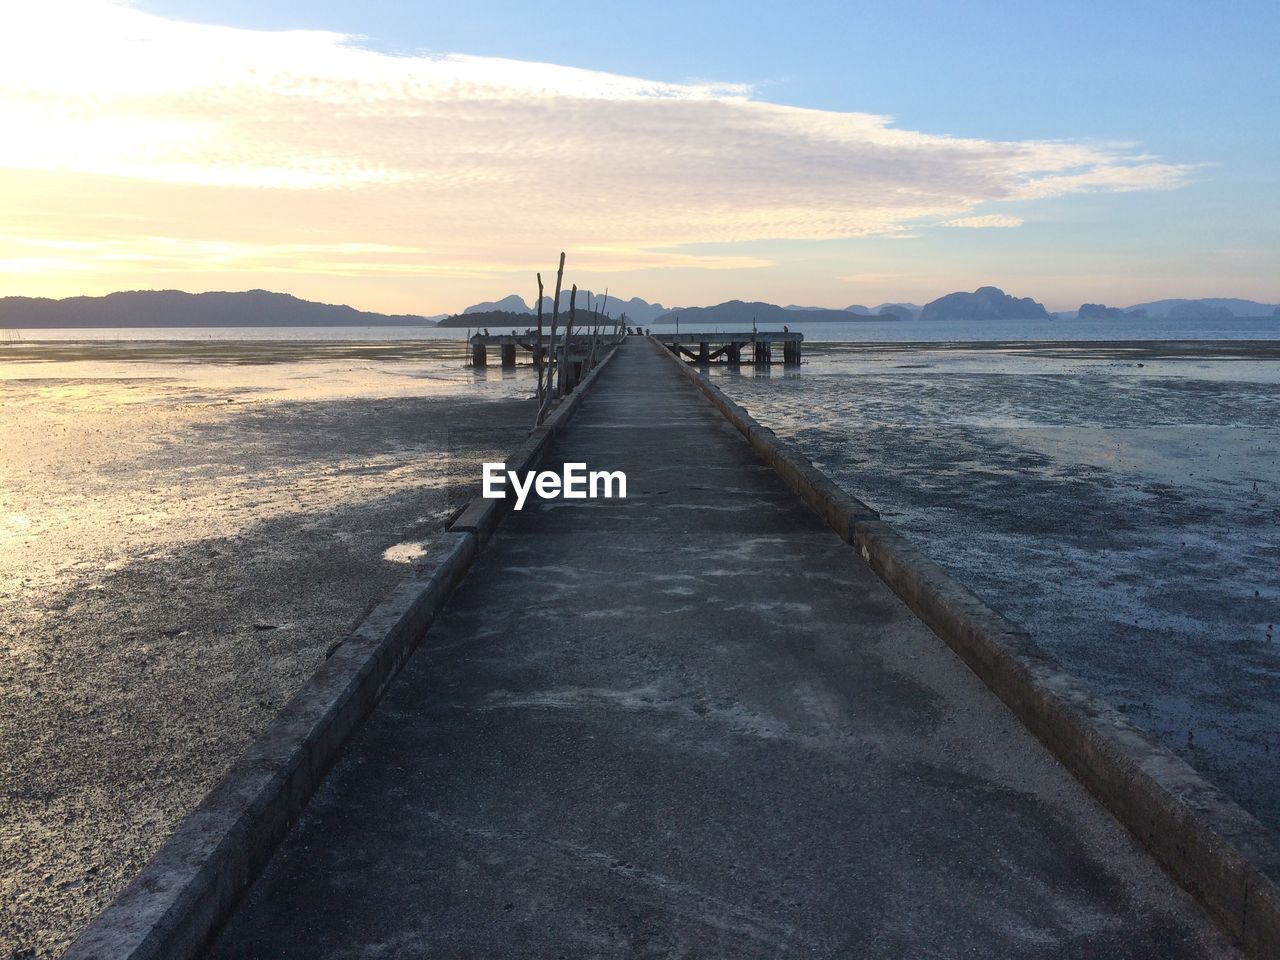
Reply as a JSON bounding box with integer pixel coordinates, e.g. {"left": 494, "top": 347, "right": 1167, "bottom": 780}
{"left": 712, "top": 340, "right": 1280, "bottom": 833}
{"left": 0, "top": 339, "right": 535, "bottom": 956}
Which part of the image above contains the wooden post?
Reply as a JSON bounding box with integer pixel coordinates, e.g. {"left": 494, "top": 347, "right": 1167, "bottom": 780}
{"left": 698, "top": 341, "right": 709, "bottom": 364}
{"left": 535, "top": 273, "right": 545, "bottom": 407}
{"left": 538, "top": 252, "right": 565, "bottom": 423}
{"left": 500, "top": 343, "right": 516, "bottom": 368}
{"left": 472, "top": 338, "right": 487, "bottom": 367}
{"left": 587, "top": 287, "right": 608, "bottom": 371}
{"left": 560, "top": 285, "right": 577, "bottom": 395}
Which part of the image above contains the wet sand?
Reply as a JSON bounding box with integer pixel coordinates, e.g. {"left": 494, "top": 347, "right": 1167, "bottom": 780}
{"left": 712, "top": 340, "right": 1280, "bottom": 833}
{"left": 0, "top": 340, "right": 535, "bottom": 956}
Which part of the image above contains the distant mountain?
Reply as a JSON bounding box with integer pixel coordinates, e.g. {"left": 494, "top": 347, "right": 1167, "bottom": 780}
{"left": 845, "top": 302, "right": 920, "bottom": 319}
{"left": 920, "top": 286, "right": 1051, "bottom": 321}
{"left": 577, "top": 295, "right": 668, "bottom": 326}
{"left": 463, "top": 294, "right": 530, "bottom": 315}
{"left": 1078, "top": 303, "right": 1147, "bottom": 320}
{"left": 653, "top": 300, "right": 887, "bottom": 325}
{"left": 436, "top": 310, "right": 532, "bottom": 329}
{"left": 0, "top": 289, "right": 442, "bottom": 328}
{"left": 459, "top": 291, "right": 669, "bottom": 325}
{"left": 875, "top": 303, "right": 919, "bottom": 321}
{"left": 1123, "top": 298, "right": 1277, "bottom": 319}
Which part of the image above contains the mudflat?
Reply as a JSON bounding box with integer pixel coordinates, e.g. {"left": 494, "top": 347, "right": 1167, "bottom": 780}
{"left": 714, "top": 339, "right": 1280, "bottom": 832}
{"left": 0, "top": 339, "right": 535, "bottom": 956}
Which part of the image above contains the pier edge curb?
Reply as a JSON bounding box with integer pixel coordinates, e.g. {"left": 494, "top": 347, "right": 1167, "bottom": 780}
{"left": 649, "top": 335, "right": 1280, "bottom": 956}
{"left": 63, "top": 343, "right": 622, "bottom": 960}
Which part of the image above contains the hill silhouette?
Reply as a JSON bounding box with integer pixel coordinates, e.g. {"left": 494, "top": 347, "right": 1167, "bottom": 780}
{"left": 920, "top": 286, "right": 1050, "bottom": 321}
{"left": 652, "top": 300, "right": 884, "bottom": 325}
{"left": 1122, "top": 297, "right": 1277, "bottom": 318}
{"left": 0, "top": 290, "right": 440, "bottom": 328}
{"left": 461, "top": 292, "right": 669, "bottom": 325}
{"left": 436, "top": 310, "right": 535, "bottom": 329}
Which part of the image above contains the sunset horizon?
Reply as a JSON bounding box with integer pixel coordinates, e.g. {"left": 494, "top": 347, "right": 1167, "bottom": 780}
{"left": 5, "top": 4, "right": 1280, "bottom": 957}
{"left": 3, "top": 0, "right": 1275, "bottom": 315}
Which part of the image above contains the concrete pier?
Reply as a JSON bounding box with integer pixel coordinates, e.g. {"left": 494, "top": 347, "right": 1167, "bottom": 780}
{"left": 205, "top": 338, "right": 1231, "bottom": 958}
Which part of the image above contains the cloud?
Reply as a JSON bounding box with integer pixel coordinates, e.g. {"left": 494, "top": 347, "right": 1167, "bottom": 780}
{"left": 0, "top": 0, "right": 1195, "bottom": 296}
{"left": 942, "top": 215, "right": 1025, "bottom": 229}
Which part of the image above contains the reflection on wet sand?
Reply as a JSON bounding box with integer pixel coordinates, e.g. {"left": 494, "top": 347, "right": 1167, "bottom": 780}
{"left": 0, "top": 339, "right": 536, "bottom": 956}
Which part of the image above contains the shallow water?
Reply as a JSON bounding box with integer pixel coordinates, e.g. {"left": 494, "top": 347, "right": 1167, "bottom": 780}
{"left": 4, "top": 311, "right": 1277, "bottom": 344}
{"left": 711, "top": 342, "right": 1280, "bottom": 832}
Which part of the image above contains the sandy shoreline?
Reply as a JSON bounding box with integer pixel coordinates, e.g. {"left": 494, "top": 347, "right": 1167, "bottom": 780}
{"left": 0, "top": 342, "right": 535, "bottom": 956}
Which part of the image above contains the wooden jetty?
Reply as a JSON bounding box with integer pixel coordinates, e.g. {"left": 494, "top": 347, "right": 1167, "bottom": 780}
{"left": 468, "top": 332, "right": 602, "bottom": 369}
{"left": 182, "top": 337, "right": 1235, "bottom": 959}
{"left": 655, "top": 329, "right": 803, "bottom": 365}
{"left": 471, "top": 331, "right": 620, "bottom": 398}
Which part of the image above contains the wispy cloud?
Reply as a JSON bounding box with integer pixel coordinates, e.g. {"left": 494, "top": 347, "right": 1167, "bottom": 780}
{"left": 942, "top": 215, "right": 1026, "bottom": 229}
{"left": 0, "top": 0, "right": 1195, "bottom": 302}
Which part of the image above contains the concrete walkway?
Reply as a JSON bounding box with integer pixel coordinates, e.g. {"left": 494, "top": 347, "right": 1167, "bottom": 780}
{"left": 207, "top": 339, "right": 1234, "bottom": 958}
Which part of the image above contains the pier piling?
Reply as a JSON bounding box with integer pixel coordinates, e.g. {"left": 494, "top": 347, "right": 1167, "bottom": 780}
{"left": 653, "top": 331, "right": 802, "bottom": 366}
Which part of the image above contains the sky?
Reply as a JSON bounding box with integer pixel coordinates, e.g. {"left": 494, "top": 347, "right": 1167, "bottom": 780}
{"left": 1, "top": 0, "right": 1276, "bottom": 314}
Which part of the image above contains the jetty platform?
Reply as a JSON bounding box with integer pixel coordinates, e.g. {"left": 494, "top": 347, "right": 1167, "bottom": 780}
{"left": 655, "top": 329, "right": 803, "bottom": 365}
{"left": 199, "top": 338, "right": 1232, "bottom": 957}
{"left": 470, "top": 332, "right": 607, "bottom": 369}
